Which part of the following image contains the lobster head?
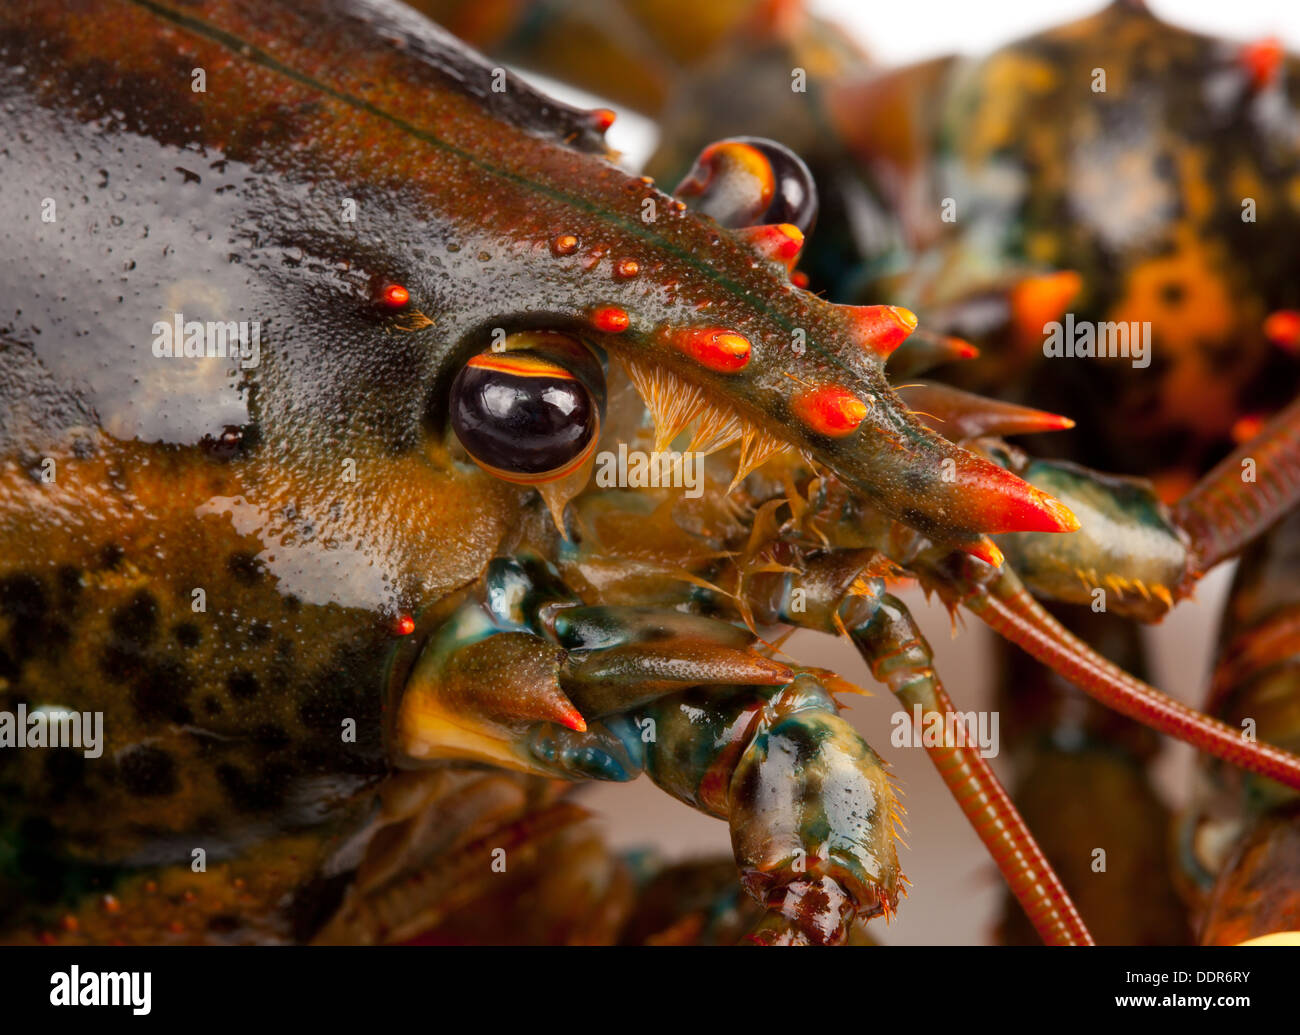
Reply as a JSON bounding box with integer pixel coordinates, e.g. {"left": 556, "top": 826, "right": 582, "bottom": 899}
{"left": 290, "top": 5, "right": 1082, "bottom": 557}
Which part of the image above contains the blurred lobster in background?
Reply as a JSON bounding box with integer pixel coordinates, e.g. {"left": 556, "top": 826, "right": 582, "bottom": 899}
{"left": 3, "top": 0, "right": 1299, "bottom": 945}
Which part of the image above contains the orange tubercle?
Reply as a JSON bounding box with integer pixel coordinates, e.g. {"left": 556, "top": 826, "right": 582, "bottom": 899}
{"left": 846, "top": 305, "right": 918, "bottom": 357}
{"left": 673, "top": 327, "right": 752, "bottom": 372}
{"left": 590, "top": 108, "right": 617, "bottom": 132}
{"left": 793, "top": 385, "right": 870, "bottom": 436}
{"left": 395, "top": 614, "right": 416, "bottom": 636}
{"left": 614, "top": 258, "right": 641, "bottom": 278}
{"left": 591, "top": 306, "right": 630, "bottom": 333}
{"left": 772, "top": 224, "right": 803, "bottom": 260}
{"left": 381, "top": 283, "right": 410, "bottom": 307}
{"left": 552, "top": 234, "right": 579, "bottom": 256}
{"left": 1232, "top": 413, "right": 1266, "bottom": 444}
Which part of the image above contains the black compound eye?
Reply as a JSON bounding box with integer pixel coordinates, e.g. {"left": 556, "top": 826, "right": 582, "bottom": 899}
{"left": 450, "top": 333, "right": 603, "bottom": 483}
{"left": 747, "top": 138, "right": 818, "bottom": 235}
{"left": 673, "top": 136, "right": 818, "bottom": 235}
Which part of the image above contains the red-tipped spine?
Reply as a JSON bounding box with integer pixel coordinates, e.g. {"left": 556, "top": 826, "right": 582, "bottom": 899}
{"left": 958, "top": 457, "right": 1081, "bottom": 535}
{"left": 843, "top": 305, "right": 918, "bottom": 358}
{"left": 959, "top": 537, "right": 1005, "bottom": 569}
{"left": 793, "top": 386, "right": 871, "bottom": 436}
{"left": 736, "top": 223, "right": 804, "bottom": 268}
{"left": 672, "top": 328, "right": 752, "bottom": 373}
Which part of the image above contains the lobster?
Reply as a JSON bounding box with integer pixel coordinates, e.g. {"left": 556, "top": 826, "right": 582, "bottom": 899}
{"left": 431, "top": 0, "right": 1300, "bottom": 945}
{"left": 2, "top": 0, "right": 1299, "bottom": 945}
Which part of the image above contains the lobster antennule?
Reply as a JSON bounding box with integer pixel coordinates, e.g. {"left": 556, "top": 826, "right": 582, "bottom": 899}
{"left": 959, "top": 565, "right": 1300, "bottom": 792}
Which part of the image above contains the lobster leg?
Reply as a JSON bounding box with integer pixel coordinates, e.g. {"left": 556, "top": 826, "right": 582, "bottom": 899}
{"left": 643, "top": 676, "right": 903, "bottom": 945}
{"left": 742, "top": 554, "right": 1093, "bottom": 945}
{"left": 524, "top": 673, "right": 908, "bottom": 945}
{"left": 1179, "top": 509, "right": 1300, "bottom": 943}
{"left": 990, "top": 606, "right": 1191, "bottom": 945}
{"left": 1172, "top": 393, "right": 1300, "bottom": 577}
{"left": 849, "top": 588, "right": 1093, "bottom": 944}
{"left": 902, "top": 409, "right": 1193, "bottom": 940}
{"left": 851, "top": 599, "right": 1098, "bottom": 944}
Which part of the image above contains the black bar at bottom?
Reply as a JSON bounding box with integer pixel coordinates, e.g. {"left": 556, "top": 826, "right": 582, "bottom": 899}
{"left": 0, "top": 945, "right": 1292, "bottom": 1023}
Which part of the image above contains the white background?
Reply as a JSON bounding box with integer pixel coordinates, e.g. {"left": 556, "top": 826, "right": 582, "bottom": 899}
{"left": 599, "top": 0, "right": 1300, "bottom": 166}
{"left": 817, "top": 0, "right": 1300, "bottom": 64}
